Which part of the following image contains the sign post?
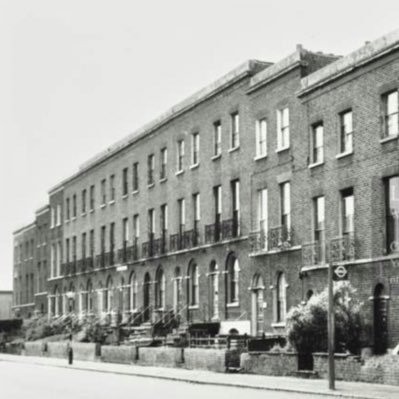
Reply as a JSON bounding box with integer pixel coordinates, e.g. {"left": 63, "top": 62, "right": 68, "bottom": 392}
{"left": 328, "top": 261, "right": 335, "bottom": 390}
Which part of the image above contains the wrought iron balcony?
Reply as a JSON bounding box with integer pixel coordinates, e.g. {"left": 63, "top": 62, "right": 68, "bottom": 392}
{"left": 205, "top": 222, "right": 222, "bottom": 244}
{"left": 302, "top": 241, "right": 326, "bottom": 266}
{"left": 248, "top": 229, "right": 268, "bottom": 253}
{"left": 329, "top": 234, "right": 356, "bottom": 263}
{"left": 142, "top": 234, "right": 155, "bottom": 258}
{"left": 268, "top": 225, "right": 295, "bottom": 251}
{"left": 96, "top": 253, "right": 108, "bottom": 268}
{"left": 222, "top": 216, "right": 239, "bottom": 240}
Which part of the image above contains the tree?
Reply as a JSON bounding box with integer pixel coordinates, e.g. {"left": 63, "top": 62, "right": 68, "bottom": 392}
{"left": 287, "top": 281, "right": 363, "bottom": 354}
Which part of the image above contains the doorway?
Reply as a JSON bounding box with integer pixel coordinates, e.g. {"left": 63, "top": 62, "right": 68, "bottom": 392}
{"left": 143, "top": 273, "right": 151, "bottom": 322}
{"left": 251, "top": 274, "right": 265, "bottom": 336}
{"left": 374, "top": 283, "right": 388, "bottom": 354}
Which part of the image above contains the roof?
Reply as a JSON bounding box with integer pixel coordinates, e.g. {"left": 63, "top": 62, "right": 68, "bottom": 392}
{"left": 13, "top": 222, "right": 36, "bottom": 237}
{"left": 300, "top": 28, "right": 399, "bottom": 95}
{"left": 35, "top": 204, "right": 50, "bottom": 216}
{"left": 48, "top": 59, "right": 271, "bottom": 192}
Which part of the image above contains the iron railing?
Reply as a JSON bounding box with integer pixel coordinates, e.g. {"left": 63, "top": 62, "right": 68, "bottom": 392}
{"left": 329, "top": 234, "right": 356, "bottom": 262}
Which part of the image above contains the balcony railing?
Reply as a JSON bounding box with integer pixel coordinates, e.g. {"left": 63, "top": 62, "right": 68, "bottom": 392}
{"left": 205, "top": 222, "right": 222, "bottom": 244}
{"left": 329, "top": 234, "right": 356, "bottom": 263}
{"left": 268, "top": 225, "right": 294, "bottom": 250}
{"left": 248, "top": 229, "right": 268, "bottom": 253}
{"left": 302, "top": 241, "right": 325, "bottom": 266}
{"left": 222, "top": 215, "right": 239, "bottom": 240}
{"left": 142, "top": 235, "right": 155, "bottom": 258}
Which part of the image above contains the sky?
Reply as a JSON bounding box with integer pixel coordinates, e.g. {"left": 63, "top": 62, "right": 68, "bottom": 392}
{"left": 1, "top": 0, "right": 399, "bottom": 290}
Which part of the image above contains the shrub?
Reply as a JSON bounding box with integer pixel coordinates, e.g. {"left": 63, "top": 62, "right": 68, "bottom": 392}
{"left": 286, "top": 281, "right": 363, "bottom": 354}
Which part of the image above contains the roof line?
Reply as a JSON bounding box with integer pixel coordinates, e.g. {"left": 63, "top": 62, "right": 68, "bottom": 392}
{"left": 49, "top": 59, "right": 270, "bottom": 191}
{"left": 13, "top": 222, "right": 36, "bottom": 237}
{"left": 299, "top": 28, "right": 399, "bottom": 96}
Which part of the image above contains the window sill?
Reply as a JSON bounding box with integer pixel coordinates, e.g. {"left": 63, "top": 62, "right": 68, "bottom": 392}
{"left": 211, "top": 154, "right": 222, "bottom": 161}
{"left": 109, "top": 199, "right": 116, "bottom": 205}
{"left": 226, "top": 302, "right": 239, "bottom": 308}
{"left": 254, "top": 154, "right": 267, "bottom": 161}
{"left": 81, "top": 213, "right": 87, "bottom": 217}
{"left": 336, "top": 151, "right": 353, "bottom": 159}
{"left": 160, "top": 177, "right": 167, "bottom": 184}
{"left": 188, "top": 305, "right": 199, "bottom": 310}
{"left": 175, "top": 170, "right": 184, "bottom": 177}
{"left": 228, "top": 146, "right": 240, "bottom": 154}
{"left": 71, "top": 217, "right": 77, "bottom": 221}
{"left": 190, "top": 163, "right": 200, "bottom": 170}
{"left": 100, "top": 204, "right": 106, "bottom": 209}
{"left": 89, "top": 209, "right": 95, "bottom": 214}
{"left": 275, "top": 146, "right": 290, "bottom": 153}
{"left": 380, "top": 134, "right": 399, "bottom": 144}
{"left": 271, "top": 322, "right": 286, "bottom": 328}
{"left": 65, "top": 220, "right": 70, "bottom": 224}
{"left": 308, "top": 161, "right": 324, "bottom": 169}
{"left": 147, "top": 183, "right": 155, "bottom": 189}
{"left": 132, "top": 190, "right": 139, "bottom": 195}
{"left": 121, "top": 195, "right": 128, "bottom": 200}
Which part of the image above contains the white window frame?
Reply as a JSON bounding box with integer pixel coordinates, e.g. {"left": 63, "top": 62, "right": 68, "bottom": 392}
{"left": 191, "top": 132, "right": 200, "bottom": 166}
{"left": 255, "top": 118, "right": 267, "bottom": 159}
{"left": 276, "top": 107, "right": 290, "bottom": 151}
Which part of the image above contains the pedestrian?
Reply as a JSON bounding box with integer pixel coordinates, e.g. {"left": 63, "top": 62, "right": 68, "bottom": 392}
{"left": 67, "top": 334, "right": 73, "bottom": 365}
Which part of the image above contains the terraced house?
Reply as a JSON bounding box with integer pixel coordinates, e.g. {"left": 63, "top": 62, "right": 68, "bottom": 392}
{"left": 13, "top": 29, "right": 399, "bottom": 353}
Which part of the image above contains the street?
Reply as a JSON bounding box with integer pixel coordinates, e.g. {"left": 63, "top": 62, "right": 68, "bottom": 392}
{"left": 0, "top": 360, "right": 327, "bottom": 399}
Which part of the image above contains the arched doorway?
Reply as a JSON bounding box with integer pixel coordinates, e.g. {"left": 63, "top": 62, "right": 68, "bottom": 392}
{"left": 209, "top": 261, "right": 219, "bottom": 320}
{"left": 173, "top": 267, "right": 182, "bottom": 314}
{"left": 251, "top": 274, "right": 265, "bottom": 336}
{"left": 374, "top": 283, "right": 388, "bottom": 354}
{"left": 143, "top": 273, "right": 151, "bottom": 322}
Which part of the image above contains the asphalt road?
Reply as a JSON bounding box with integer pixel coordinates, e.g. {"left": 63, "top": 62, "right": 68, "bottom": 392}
{"left": 0, "top": 360, "right": 328, "bottom": 399}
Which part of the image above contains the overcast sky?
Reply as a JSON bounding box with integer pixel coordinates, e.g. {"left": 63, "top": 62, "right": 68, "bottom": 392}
{"left": 1, "top": 0, "right": 399, "bottom": 290}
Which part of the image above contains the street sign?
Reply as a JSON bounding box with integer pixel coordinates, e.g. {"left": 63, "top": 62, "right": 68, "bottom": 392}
{"left": 333, "top": 264, "right": 348, "bottom": 281}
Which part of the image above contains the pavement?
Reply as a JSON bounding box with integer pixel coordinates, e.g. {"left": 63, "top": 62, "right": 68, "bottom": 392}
{"left": 1, "top": 353, "right": 399, "bottom": 399}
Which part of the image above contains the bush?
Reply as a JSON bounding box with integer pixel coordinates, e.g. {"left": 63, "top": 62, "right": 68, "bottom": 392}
{"left": 287, "top": 281, "right": 363, "bottom": 354}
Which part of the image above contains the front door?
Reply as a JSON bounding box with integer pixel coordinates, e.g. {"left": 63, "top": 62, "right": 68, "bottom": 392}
{"left": 374, "top": 285, "right": 388, "bottom": 354}
{"left": 210, "top": 272, "right": 219, "bottom": 320}
{"left": 143, "top": 274, "right": 150, "bottom": 322}
{"left": 251, "top": 288, "right": 264, "bottom": 336}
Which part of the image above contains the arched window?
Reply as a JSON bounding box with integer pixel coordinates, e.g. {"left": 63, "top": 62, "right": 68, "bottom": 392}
{"left": 155, "top": 267, "right": 166, "bottom": 309}
{"left": 120, "top": 277, "right": 125, "bottom": 312}
{"left": 79, "top": 284, "right": 85, "bottom": 315}
{"left": 129, "top": 273, "right": 137, "bottom": 311}
{"left": 187, "top": 261, "right": 199, "bottom": 306}
{"left": 209, "top": 261, "right": 219, "bottom": 319}
{"left": 105, "top": 276, "right": 113, "bottom": 313}
{"left": 173, "top": 267, "right": 182, "bottom": 313}
{"left": 276, "top": 272, "right": 287, "bottom": 322}
{"left": 226, "top": 254, "right": 240, "bottom": 304}
{"left": 67, "top": 283, "right": 75, "bottom": 313}
{"left": 86, "top": 280, "right": 93, "bottom": 313}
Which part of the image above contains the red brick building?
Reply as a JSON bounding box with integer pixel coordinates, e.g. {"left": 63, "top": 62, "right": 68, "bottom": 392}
{"left": 13, "top": 30, "right": 399, "bottom": 352}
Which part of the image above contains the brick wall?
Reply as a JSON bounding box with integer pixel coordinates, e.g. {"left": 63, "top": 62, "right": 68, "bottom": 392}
{"left": 240, "top": 352, "right": 298, "bottom": 376}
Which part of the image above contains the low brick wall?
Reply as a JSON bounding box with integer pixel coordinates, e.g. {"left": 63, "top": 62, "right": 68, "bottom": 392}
{"left": 101, "top": 345, "right": 137, "bottom": 364}
{"left": 360, "top": 355, "right": 399, "bottom": 385}
{"left": 240, "top": 352, "right": 298, "bottom": 376}
{"left": 71, "top": 342, "right": 100, "bottom": 361}
{"left": 313, "top": 353, "right": 361, "bottom": 381}
{"left": 47, "top": 342, "right": 68, "bottom": 359}
{"left": 138, "top": 347, "right": 183, "bottom": 368}
{"left": 24, "top": 341, "right": 46, "bottom": 357}
{"left": 184, "top": 348, "right": 227, "bottom": 372}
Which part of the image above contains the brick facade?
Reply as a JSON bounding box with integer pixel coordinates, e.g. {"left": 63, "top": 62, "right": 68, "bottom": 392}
{"left": 12, "top": 30, "right": 399, "bottom": 351}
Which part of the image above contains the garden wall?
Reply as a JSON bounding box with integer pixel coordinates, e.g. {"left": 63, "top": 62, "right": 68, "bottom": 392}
{"left": 71, "top": 342, "right": 100, "bottom": 361}
{"left": 24, "top": 341, "right": 46, "bottom": 357}
{"left": 240, "top": 352, "right": 298, "bottom": 376}
{"left": 313, "top": 353, "right": 361, "bottom": 381}
{"left": 313, "top": 353, "right": 399, "bottom": 386}
{"left": 101, "top": 345, "right": 137, "bottom": 364}
{"left": 47, "top": 342, "right": 68, "bottom": 359}
{"left": 184, "top": 348, "right": 227, "bottom": 372}
{"left": 138, "top": 347, "right": 183, "bottom": 368}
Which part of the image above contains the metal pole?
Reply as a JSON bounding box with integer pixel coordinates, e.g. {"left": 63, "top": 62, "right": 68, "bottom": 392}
{"left": 328, "top": 262, "right": 335, "bottom": 390}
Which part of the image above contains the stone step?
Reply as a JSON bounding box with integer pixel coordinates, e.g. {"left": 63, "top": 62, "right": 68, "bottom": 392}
{"left": 294, "top": 370, "right": 319, "bottom": 379}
